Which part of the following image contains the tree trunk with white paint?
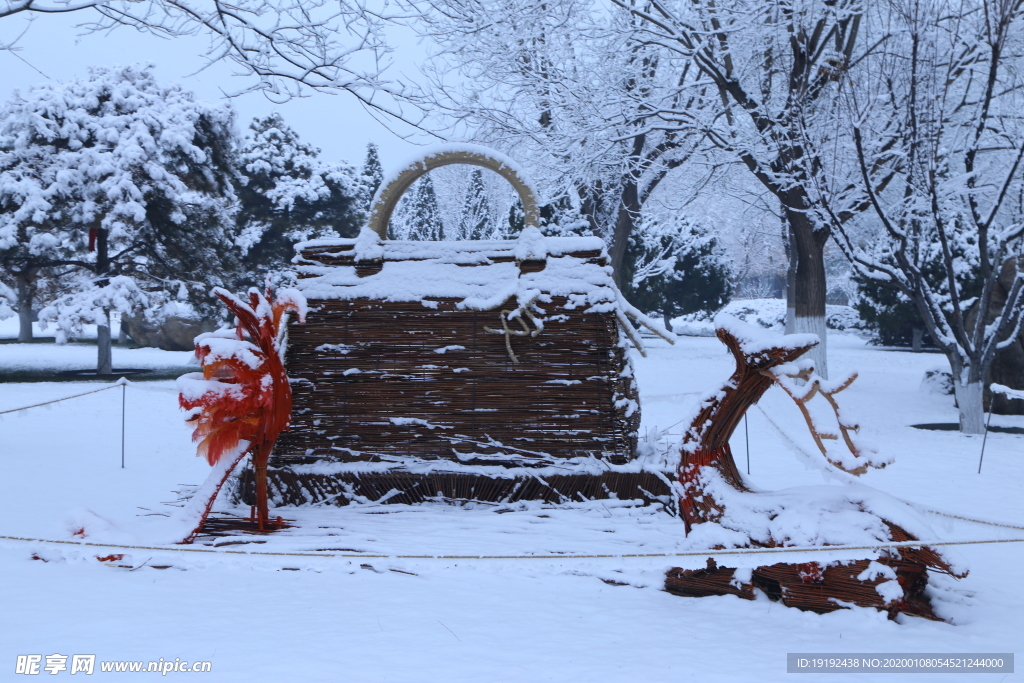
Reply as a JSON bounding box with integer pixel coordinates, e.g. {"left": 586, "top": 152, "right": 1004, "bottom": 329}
{"left": 954, "top": 380, "right": 986, "bottom": 435}
{"left": 97, "top": 315, "right": 113, "bottom": 376}
{"left": 785, "top": 207, "right": 830, "bottom": 379}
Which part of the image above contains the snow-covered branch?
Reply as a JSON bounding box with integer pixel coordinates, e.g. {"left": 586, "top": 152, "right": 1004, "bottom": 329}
{"left": 3, "top": 0, "right": 421, "bottom": 121}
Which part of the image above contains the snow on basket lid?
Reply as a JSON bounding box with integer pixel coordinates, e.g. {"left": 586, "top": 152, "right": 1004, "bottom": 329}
{"left": 291, "top": 144, "right": 674, "bottom": 352}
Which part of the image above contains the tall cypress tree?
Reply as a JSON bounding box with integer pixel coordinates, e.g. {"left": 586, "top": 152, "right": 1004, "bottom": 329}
{"left": 361, "top": 142, "right": 384, "bottom": 213}
{"left": 401, "top": 175, "right": 445, "bottom": 241}
{"left": 459, "top": 169, "right": 491, "bottom": 240}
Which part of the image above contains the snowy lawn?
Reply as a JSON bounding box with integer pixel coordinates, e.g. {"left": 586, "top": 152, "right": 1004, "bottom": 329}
{"left": 0, "top": 318, "right": 197, "bottom": 381}
{"left": 1, "top": 333, "right": 1022, "bottom": 681}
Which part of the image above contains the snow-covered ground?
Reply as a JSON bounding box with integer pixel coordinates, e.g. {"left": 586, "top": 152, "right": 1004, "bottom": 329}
{"left": 0, "top": 342, "right": 196, "bottom": 374}
{"left": 1, "top": 332, "right": 1022, "bottom": 681}
{"left": 0, "top": 317, "right": 197, "bottom": 376}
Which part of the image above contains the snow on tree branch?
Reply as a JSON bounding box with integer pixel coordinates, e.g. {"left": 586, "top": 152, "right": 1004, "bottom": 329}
{"left": 2, "top": 0, "right": 421, "bottom": 121}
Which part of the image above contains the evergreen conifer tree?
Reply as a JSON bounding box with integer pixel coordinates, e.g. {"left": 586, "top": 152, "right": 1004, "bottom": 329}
{"left": 361, "top": 142, "right": 384, "bottom": 213}
{"left": 0, "top": 66, "right": 239, "bottom": 370}
{"left": 234, "top": 114, "right": 363, "bottom": 285}
{"left": 855, "top": 277, "right": 935, "bottom": 350}
{"left": 622, "top": 217, "right": 732, "bottom": 330}
{"left": 459, "top": 169, "right": 492, "bottom": 240}
{"left": 399, "top": 175, "right": 445, "bottom": 240}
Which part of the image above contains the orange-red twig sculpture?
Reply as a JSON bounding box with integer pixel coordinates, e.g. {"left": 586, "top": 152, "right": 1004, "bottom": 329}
{"left": 668, "top": 319, "right": 965, "bottom": 620}
{"left": 178, "top": 287, "right": 306, "bottom": 536}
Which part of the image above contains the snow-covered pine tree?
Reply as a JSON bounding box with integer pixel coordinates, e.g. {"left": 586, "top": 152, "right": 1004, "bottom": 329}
{"left": 622, "top": 216, "right": 732, "bottom": 330}
{"left": 393, "top": 174, "right": 445, "bottom": 240}
{"left": 854, "top": 275, "right": 934, "bottom": 351}
{"left": 0, "top": 65, "right": 240, "bottom": 373}
{"left": 360, "top": 142, "right": 384, "bottom": 213}
{"left": 234, "top": 114, "right": 364, "bottom": 287}
{"left": 507, "top": 199, "right": 525, "bottom": 238}
{"left": 458, "top": 169, "right": 492, "bottom": 240}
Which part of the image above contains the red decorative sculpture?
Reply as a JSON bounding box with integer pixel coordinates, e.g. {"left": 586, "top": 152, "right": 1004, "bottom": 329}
{"left": 666, "top": 318, "right": 965, "bottom": 620}
{"left": 178, "top": 287, "right": 306, "bottom": 537}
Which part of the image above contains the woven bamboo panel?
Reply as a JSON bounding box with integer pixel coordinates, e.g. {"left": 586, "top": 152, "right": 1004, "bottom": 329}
{"left": 252, "top": 238, "right": 650, "bottom": 505}
{"left": 234, "top": 468, "right": 672, "bottom": 507}
{"left": 275, "top": 294, "right": 639, "bottom": 465}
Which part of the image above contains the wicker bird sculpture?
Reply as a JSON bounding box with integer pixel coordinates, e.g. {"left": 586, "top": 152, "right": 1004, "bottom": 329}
{"left": 665, "top": 318, "right": 965, "bottom": 620}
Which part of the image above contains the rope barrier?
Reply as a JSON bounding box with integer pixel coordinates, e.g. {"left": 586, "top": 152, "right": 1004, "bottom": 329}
{"left": 1, "top": 369, "right": 1018, "bottom": 562}
{"left": 906, "top": 506, "right": 1024, "bottom": 532}
{"left": 2, "top": 533, "right": 1022, "bottom": 561}
{"left": 753, "top": 401, "right": 1024, "bottom": 531}
{"left": 0, "top": 377, "right": 128, "bottom": 416}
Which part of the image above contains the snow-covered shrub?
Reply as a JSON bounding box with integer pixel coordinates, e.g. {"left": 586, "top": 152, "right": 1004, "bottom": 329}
{"left": 678, "top": 298, "right": 866, "bottom": 334}
{"left": 921, "top": 369, "right": 954, "bottom": 396}
{"left": 680, "top": 298, "right": 787, "bottom": 330}
{"left": 825, "top": 305, "right": 866, "bottom": 332}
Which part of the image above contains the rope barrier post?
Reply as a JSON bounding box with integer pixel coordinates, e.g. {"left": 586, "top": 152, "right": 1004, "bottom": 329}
{"left": 115, "top": 377, "right": 129, "bottom": 469}
{"left": 121, "top": 380, "right": 126, "bottom": 468}
{"left": 744, "top": 413, "right": 750, "bottom": 475}
{"left": 978, "top": 406, "right": 993, "bottom": 474}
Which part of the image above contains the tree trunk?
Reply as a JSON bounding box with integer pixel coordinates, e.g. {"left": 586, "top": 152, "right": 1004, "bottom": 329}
{"left": 95, "top": 226, "right": 112, "bottom": 375}
{"left": 785, "top": 208, "right": 830, "bottom": 379}
{"left": 912, "top": 327, "right": 924, "bottom": 353}
{"left": 97, "top": 315, "right": 113, "bottom": 375}
{"left": 608, "top": 179, "right": 640, "bottom": 290}
{"left": 954, "top": 380, "right": 986, "bottom": 435}
{"left": 17, "top": 300, "right": 34, "bottom": 343}
{"left": 15, "top": 273, "right": 35, "bottom": 343}
{"left": 663, "top": 312, "right": 673, "bottom": 333}
{"left": 117, "top": 313, "right": 128, "bottom": 345}
{"left": 784, "top": 220, "right": 797, "bottom": 335}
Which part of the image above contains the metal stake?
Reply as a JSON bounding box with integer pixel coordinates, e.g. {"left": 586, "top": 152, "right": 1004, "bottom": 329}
{"left": 121, "top": 380, "right": 126, "bottom": 469}
{"left": 977, "top": 407, "right": 994, "bottom": 474}
{"left": 745, "top": 413, "right": 750, "bottom": 475}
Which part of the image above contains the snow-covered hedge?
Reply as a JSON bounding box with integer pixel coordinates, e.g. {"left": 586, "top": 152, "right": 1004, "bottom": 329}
{"left": 674, "top": 298, "right": 867, "bottom": 335}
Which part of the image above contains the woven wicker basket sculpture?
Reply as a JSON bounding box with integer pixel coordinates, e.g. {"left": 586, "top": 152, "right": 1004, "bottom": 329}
{"left": 235, "top": 145, "right": 673, "bottom": 507}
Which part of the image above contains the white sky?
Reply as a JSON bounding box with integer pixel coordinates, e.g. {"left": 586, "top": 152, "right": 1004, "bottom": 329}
{"left": 0, "top": 9, "right": 439, "bottom": 170}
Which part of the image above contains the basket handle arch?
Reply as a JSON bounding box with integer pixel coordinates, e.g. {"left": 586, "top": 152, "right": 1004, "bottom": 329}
{"left": 367, "top": 146, "right": 541, "bottom": 239}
